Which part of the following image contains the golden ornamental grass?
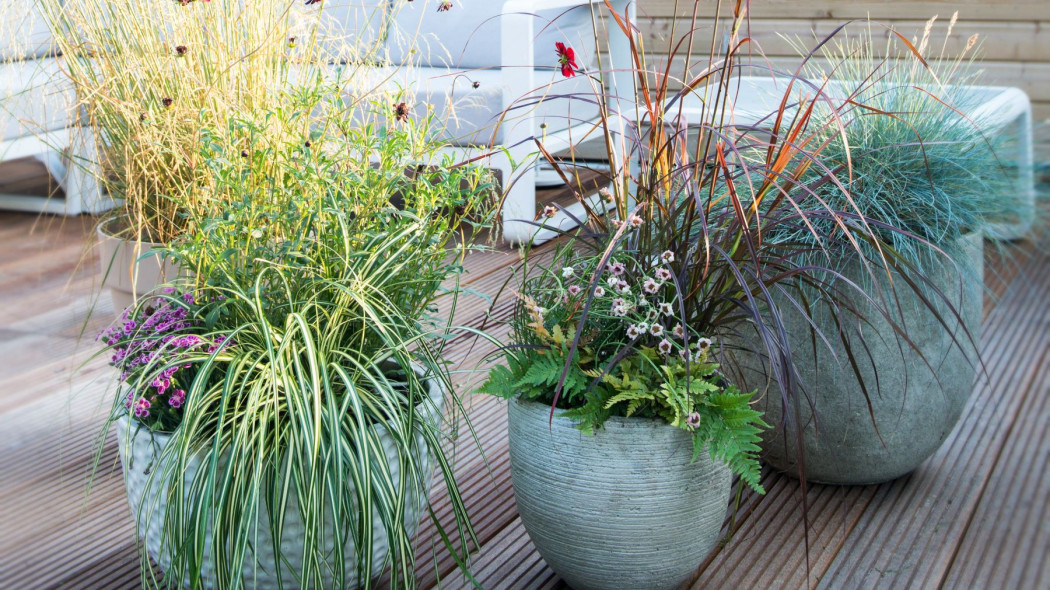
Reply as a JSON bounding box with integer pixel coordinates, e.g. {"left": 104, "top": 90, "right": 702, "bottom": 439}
{"left": 40, "top": 0, "right": 391, "bottom": 243}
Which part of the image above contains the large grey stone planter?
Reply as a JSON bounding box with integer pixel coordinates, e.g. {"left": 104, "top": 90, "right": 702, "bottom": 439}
{"left": 743, "top": 234, "right": 984, "bottom": 484}
{"left": 508, "top": 396, "right": 732, "bottom": 590}
{"left": 115, "top": 374, "right": 444, "bottom": 589}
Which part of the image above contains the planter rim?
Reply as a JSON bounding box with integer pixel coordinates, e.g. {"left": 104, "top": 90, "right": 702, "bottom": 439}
{"left": 97, "top": 215, "right": 168, "bottom": 245}
{"left": 512, "top": 395, "right": 680, "bottom": 430}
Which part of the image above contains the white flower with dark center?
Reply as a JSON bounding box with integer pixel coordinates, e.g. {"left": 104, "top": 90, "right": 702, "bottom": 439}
{"left": 617, "top": 281, "right": 631, "bottom": 295}
{"left": 661, "top": 250, "right": 675, "bottom": 263}
{"left": 594, "top": 286, "right": 606, "bottom": 297}
{"left": 696, "top": 337, "right": 712, "bottom": 351}
{"left": 650, "top": 324, "right": 664, "bottom": 337}
{"left": 626, "top": 324, "right": 642, "bottom": 339}
{"left": 611, "top": 302, "right": 628, "bottom": 317}
{"left": 610, "top": 261, "right": 626, "bottom": 276}
{"left": 673, "top": 323, "right": 685, "bottom": 338}
{"left": 686, "top": 412, "right": 701, "bottom": 428}
{"left": 655, "top": 268, "right": 673, "bottom": 282}
{"left": 567, "top": 285, "right": 581, "bottom": 297}
{"left": 643, "top": 278, "right": 660, "bottom": 294}
{"left": 635, "top": 322, "right": 649, "bottom": 334}
{"left": 659, "top": 302, "right": 674, "bottom": 316}
{"left": 637, "top": 297, "right": 649, "bottom": 307}
{"left": 562, "top": 266, "right": 575, "bottom": 278}
{"left": 646, "top": 309, "right": 660, "bottom": 322}
{"left": 606, "top": 275, "right": 620, "bottom": 288}
{"left": 658, "top": 338, "right": 673, "bottom": 355}
{"left": 629, "top": 215, "right": 643, "bottom": 228}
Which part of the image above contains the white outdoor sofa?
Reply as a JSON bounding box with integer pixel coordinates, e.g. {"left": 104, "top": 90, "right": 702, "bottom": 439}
{"left": 0, "top": 1, "right": 109, "bottom": 215}
{"left": 323, "top": 0, "right": 634, "bottom": 244}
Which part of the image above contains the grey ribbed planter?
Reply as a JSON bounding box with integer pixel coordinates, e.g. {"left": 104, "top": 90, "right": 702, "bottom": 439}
{"left": 508, "top": 396, "right": 732, "bottom": 590}
{"left": 115, "top": 374, "right": 444, "bottom": 589}
{"left": 744, "top": 234, "right": 984, "bottom": 484}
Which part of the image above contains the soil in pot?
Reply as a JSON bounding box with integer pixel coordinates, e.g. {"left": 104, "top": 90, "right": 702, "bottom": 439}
{"left": 508, "top": 396, "right": 731, "bottom": 590}
{"left": 737, "top": 234, "right": 984, "bottom": 485}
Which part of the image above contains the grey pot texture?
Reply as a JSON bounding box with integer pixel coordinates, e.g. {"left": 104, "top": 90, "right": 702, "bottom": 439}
{"left": 507, "top": 396, "right": 732, "bottom": 590}
{"left": 115, "top": 372, "right": 444, "bottom": 589}
{"left": 742, "top": 234, "right": 984, "bottom": 485}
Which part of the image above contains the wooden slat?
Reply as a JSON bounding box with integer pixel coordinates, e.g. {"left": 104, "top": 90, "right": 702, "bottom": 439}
{"left": 815, "top": 237, "right": 1050, "bottom": 587}
{"left": 941, "top": 357, "right": 1050, "bottom": 588}
{"left": 638, "top": 18, "right": 1050, "bottom": 65}
{"left": 641, "top": 1, "right": 1050, "bottom": 22}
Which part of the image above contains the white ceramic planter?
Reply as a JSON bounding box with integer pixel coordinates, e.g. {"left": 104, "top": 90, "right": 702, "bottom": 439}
{"left": 745, "top": 234, "right": 984, "bottom": 485}
{"left": 115, "top": 375, "right": 444, "bottom": 589}
{"left": 96, "top": 222, "right": 180, "bottom": 316}
{"left": 508, "top": 396, "right": 731, "bottom": 590}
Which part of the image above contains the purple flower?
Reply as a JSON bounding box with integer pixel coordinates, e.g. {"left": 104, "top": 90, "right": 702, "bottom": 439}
{"left": 643, "top": 278, "right": 660, "bottom": 295}
{"left": 133, "top": 397, "right": 151, "bottom": 419}
{"left": 567, "top": 285, "right": 582, "bottom": 297}
{"left": 169, "top": 389, "right": 186, "bottom": 409}
{"left": 686, "top": 412, "right": 701, "bottom": 428}
{"left": 609, "top": 262, "right": 626, "bottom": 276}
{"left": 673, "top": 323, "right": 685, "bottom": 338}
{"left": 655, "top": 268, "right": 673, "bottom": 282}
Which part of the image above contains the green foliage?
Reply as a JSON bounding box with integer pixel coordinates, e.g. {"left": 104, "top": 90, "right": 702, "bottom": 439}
{"left": 781, "top": 21, "right": 1025, "bottom": 271}
{"left": 98, "top": 104, "right": 495, "bottom": 589}
{"left": 480, "top": 242, "right": 768, "bottom": 492}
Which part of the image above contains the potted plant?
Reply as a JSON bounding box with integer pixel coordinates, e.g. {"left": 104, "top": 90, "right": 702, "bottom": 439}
{"left": 479, "top": 239, "right": 768, "bottom": 590}
{"left": 41, "top": 0, "right": 382, "bottom": 312}
{"left": 739, "top": 19, "right": 1025, "bottom": 484}
{"left": 96, "top": 102, "right": 496, "bottom": 588}
{"left": 474, "top": 2, "right": 919, "bottom": 586}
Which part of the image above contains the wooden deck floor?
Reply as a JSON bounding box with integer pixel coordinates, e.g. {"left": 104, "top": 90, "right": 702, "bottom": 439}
{"left": 0, "top": 190, "right": 1047, "bottom": 589}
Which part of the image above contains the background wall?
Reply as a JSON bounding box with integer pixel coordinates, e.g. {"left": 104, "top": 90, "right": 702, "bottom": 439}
{"left": 638, "top": 0, "right": 1050, "bottom": 121}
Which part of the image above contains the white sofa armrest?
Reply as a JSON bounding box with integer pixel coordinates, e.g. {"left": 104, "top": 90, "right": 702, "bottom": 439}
{"left": 499, "top": 0, "right": 634, "bottom": 243}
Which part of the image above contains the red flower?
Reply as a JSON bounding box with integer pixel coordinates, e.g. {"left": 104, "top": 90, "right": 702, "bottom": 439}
{"left": 393, "top": 102, "right": 410, "bottom": 123}
{"left": 555, "top": 42, "right": 578, "bottom": 78}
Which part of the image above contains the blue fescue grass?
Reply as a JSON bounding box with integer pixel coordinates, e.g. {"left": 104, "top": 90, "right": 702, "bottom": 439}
{"left": 779, "top": 18, "right": 1029, "bottom": 273}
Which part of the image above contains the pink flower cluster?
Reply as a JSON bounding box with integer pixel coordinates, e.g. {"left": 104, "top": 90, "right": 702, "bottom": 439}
{"left": 550, "top": 253, "right": 716, "bottom": 363}
{"left": 100, "top": 291, "right": 229, "bottom": 427}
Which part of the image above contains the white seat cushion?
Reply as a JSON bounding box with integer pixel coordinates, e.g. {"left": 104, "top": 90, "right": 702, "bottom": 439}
{"left": 335, "top": 64, "right": 601, "bottom": 147}
{"left": 1, "top": 58, "right": 75, "bottom": 141}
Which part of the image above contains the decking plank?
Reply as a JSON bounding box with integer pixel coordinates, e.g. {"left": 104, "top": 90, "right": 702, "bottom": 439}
{"left": 815, "top": 238, "right": 1050, "bottom": 588}
{"left": 0, "top": 191, "right": 1046, "bottom": 590}
{"left": 939, "top": 349, "right": 1050, "bottom": 589}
